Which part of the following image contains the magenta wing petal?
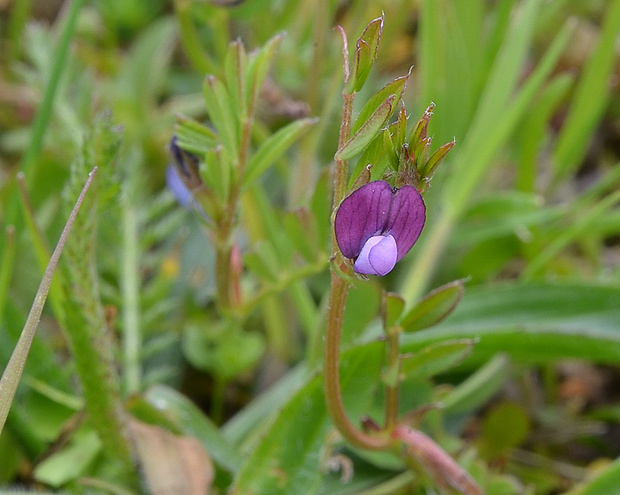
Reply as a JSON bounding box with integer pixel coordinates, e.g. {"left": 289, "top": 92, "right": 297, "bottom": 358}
{"left": 335, "top": 181, "right": 393, "bottom": 259}
{"left": 385, "top": 185, "right": 426, "bottom": 262}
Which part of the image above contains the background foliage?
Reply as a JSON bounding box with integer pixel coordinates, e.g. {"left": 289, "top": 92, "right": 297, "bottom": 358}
{"left": 1, "top": 0, "right": 620, "bottom": 494}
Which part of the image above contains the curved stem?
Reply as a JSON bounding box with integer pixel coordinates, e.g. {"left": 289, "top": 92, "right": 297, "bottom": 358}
{"left": 323, "top": 272, "right": 390, "bottom": 450}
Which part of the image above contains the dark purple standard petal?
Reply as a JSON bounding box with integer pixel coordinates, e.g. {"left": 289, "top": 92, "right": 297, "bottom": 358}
{"left": 335, "top": 181, "right": 393, "bottom": 259}
{"left": 384, "top": 185, "right": 426, "bottom": 262}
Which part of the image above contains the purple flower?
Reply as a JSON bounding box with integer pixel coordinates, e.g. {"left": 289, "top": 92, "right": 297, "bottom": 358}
{"left": 335, "top": 181, "right": 425, "bottom": 276}
{"left": 166, "top": 136, "right": 203, "bottom": 210}
{"left": 166, "top": 163, "right": 193, "bottom": 208}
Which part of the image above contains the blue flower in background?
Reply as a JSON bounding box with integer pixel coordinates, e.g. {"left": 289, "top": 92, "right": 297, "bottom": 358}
{"left": 166, "top": 163, "right": 193, "bottom": 209}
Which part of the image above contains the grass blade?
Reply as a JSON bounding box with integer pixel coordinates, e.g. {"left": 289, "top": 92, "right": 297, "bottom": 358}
{"left": 0, "top": 168, "right": 96, "bottom": 435}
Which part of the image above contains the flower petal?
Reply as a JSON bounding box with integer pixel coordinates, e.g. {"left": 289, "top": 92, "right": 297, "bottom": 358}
{"left": 354, "top": 234, "right": 397, "bottom": 276}
{"left": 166, "top": 164, "right": 193, "bottom": 208}
{"left": 384, "top": 185, "right": 426, "bottom": 262}
{"left": 335, "top": 181, "right": 393, "bottom": 259}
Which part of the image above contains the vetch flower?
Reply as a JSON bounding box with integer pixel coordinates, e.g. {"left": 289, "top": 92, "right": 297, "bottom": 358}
{"left": 166, "top": 164, "right": 193, "bottom": 209}
{"left": 166, "top": 136, "right": 204, "bottom": 211}
{"left": 335, "top": 181, "right": 425, "bottom": 276}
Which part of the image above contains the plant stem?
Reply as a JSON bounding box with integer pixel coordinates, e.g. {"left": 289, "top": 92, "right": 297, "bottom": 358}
{"left": 121, "top": 200, "right": 141, "bottom": 395}
{"left": 215, "top": 115, "right": 252, "bottom": 311}
{"left": 333, "top": 93, "right": 355, "bottom": 208}
{"left": 384, "top": 326, "right": 401, "bottom": 430}
{"left": 324, "top": 272, "right": 389, "bottom": 450}
{"left": 392, "top": 425, "right": 483, "bottom": 495}
{"left": 211, "top": 376, "right": 227, "bottom": 425}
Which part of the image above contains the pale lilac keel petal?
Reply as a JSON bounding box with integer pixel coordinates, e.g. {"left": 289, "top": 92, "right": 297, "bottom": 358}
{"left": 354, "top": 234, "right": 397, "bottom": 276}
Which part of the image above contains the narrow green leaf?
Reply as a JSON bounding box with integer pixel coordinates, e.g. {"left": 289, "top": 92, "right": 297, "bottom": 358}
{"left": 420, "top": 138, "right": 455, "bottom": 178}
{"left": 408, "top": 102, "right": 434, "bottom": 153}
{"left": 243, "top": 117, "right": 318, "bottom": 187}
{"left": 225, "top": 39, "right": 248, "bottom": 119}
{"left": 347, "top": 15, "right": 384, "bottom": 93}
{"left": 0, "top": 168, "right": 95, "bottom": 435}
{"left": 523, "top": 190, "right": 620, "bottom": 279}
{"left": 203, "top": 75, "right": 239, "bottom": 157}
{"left": 336, "top": 95, "right": 395, "bottom": 161}
{"left": 175, "top": 114, "right": 219, "bottom": 156}
{"left": 351, "top": 73, "right": 409, "bottom": 136}
{"left": 516, "top": 73, "right": 574, "bottom": 192}
{"left": 399, "top": 279, "right": 465, "bottom": 332}
{"left": 383, "top": 121, "right": 401, "bottom": 171}
{"left": 552, "top": 0, "right": 620, "bottom": 180}
{"left": 347, "top": 133, "right": 387, "bottom": 189}
{"left": 246, "top": 33, "right": 285, "bottom": 112}
{"left": 401, "top": 283, "right": 620, "bottom": 367}
{"left": 201, "top": 145, "right": 231, "bottom": 204}
{"left": 400, "top": 339, "right": 477, "bottom": 379}
{"left": 360, "top": 15, "right": 383, "bottom": 59}
{"left": 350, "top": 40, "right": 372, "bottom": 93}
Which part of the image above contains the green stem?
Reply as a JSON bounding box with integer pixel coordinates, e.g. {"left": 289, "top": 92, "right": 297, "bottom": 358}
{"left": 333, "top": 92, "right": 355, "bottom": 208}
{"left": 121, "top": 200, "right": 141, "bottom": 395}
{"left": 216, "top": 113, "right": 254, "bottom": 312}
{"left": 211, "top": 376, "right": 227, "bottom": 425}
{"left": 215, "top": 235, "right": 233, "bottom": 311}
